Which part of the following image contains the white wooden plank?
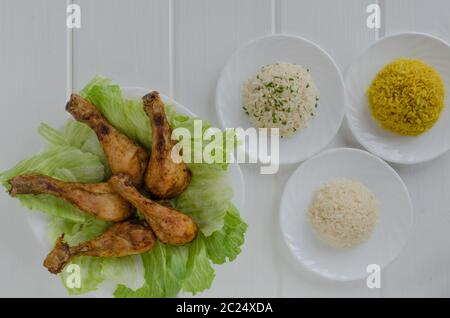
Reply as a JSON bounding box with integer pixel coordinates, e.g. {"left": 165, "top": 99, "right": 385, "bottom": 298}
{"left": 173, "top": 0, "right": 277, "bottom": 297}
{"left": 173, "top": 0, "right": 272, "bottom": 124}
{"left": 73, "top": 0, "right": 170, "bottom": 94}
{"left": 278, "top": 0, "right": 380, "bottom": 297}
{"left": 0, "top": 0, "right": 68, "bottom": 296}
{"left": 385, "top": 0, "right": 450, "bottom": 43}
{"left": 381, "top": 0, "right": 450, "bottom": 297}
{"left": 279, "top": 0, "right": 378, "bottom": 71}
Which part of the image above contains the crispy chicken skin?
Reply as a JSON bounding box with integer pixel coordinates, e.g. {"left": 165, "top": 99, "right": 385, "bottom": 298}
{"left": 43, "top": 220, "right": 156, "bottom": 274}
{"left": 9, "top": 173, "right": 133, "bottom": 222}
{"left": 143, "top": 92, "right": 191, "bottom": 199}
{"left": 109, "top": 174, "right": 197, "bottom": 245}
{"left": 66, "top": 94, "right": 148, "bottom": 186}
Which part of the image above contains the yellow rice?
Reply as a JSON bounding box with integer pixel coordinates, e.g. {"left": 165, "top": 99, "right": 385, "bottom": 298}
{"left": 368, "top": 58, "right": 445, "bottom": 136}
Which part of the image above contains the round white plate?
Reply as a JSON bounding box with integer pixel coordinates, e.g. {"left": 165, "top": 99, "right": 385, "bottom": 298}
{"left": 280, "top": 148, "right": 413, "bottom": 281}
{"left": 26, "top": 87, "right": 246, "bottom": 296}
{"left": 215, "top": 34, "right": 345, "bottom": 165}
{"left": 346, "top": 32, "right": 450, "bottom": 164}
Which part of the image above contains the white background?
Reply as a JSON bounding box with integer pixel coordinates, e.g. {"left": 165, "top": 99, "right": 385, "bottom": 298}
{"left": 0, "top": 0, "right": 449, "bottom": 297}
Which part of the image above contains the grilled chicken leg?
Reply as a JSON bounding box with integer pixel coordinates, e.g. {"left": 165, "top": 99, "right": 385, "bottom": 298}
{"left": 66, "top": 94, "right": 148, "bottom": 186}
{"left": 143, "top": 92, "right": 191, "bottom": 199}
{"left": 109, "top": 174, "right": 197, "bottom": 245}
{"left": 43, "top": 220, "right": 156, "bottom": 274}
{"left": 9, "top": 173, "right": 133, "bottom": 222}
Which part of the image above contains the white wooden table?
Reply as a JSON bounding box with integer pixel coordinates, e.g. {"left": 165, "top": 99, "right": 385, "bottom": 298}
{"left": 1, "top": 0, "right": 449, "bottom": 297}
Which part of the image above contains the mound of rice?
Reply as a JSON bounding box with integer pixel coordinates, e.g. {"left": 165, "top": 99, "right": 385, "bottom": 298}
{"left": 308, "top": 178, "right": 379, "bottom": 249}
{"left": 242, "top": 62, "right": 319, "bottom": 138}
{"left": 368, "top": 58, "right": 445, "bottom": 136}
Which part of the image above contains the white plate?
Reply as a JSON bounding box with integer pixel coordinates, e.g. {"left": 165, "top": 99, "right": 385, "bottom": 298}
{"left": 345, "top": 32, "right": 450, "bottom": 164}
{"left": 215, "top": 34, "right": 345, "bottom": 165}
{"left": 26, "top": 87, "right": 246, "bottom": 297}
{"left": 280, "top": 148, "right": 413, "bottom": 281}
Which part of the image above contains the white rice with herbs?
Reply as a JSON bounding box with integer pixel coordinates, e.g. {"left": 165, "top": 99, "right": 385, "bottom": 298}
{"left": 242, "top": 62, "right": 319, "bottom": 138}
{"left": 308, "top": 178, "right": 379, "bottom": 249}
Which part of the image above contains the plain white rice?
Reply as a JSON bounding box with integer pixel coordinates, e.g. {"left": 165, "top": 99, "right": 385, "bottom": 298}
{"left": 242, "top": 62, "right": 319, "bottom": 138}
{"left": 308, "top": 178, "right": 379, "bottom": 249}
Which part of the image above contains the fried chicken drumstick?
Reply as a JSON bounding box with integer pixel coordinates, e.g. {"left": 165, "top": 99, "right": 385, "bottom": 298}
{"left": 143, "top": 92, "right": 191, "bottom": 199}
{"left": 109, "top": 174, "right": 197, "bottom": 245}
{"left": 9, "top": 173, "right": 133, "bottom": 222}
{"left": 43, "top": 220, "right": 156, "bottom": 274}
{"left": 66, "top": 94, "right": 148, "bottom": 186}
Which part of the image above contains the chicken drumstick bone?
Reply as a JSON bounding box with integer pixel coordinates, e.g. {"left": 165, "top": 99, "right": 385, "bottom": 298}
{"left": 9, "top": 173, "right": 133, "bottom": 222}
{"left": 66, "top": 94, "right": 148, "bottom": 186}
{"left": 43, "top": 220, "right": 156, "bottom": 274}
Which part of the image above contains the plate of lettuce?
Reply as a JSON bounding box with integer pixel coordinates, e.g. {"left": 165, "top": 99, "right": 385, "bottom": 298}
{"left": 0, "top": 77, "right": 247, "bottom": 297}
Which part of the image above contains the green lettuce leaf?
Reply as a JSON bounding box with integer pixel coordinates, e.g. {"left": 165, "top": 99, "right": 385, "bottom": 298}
{"left": 48, "top": 217, "right": 110, "bottom": 245}
{"left": 181, "top": 235, "right": 215, "bottom": 294}
{"left": 114, "top": 236, "right": 216, "bottom": 298}
{"left": 0, "top": 146, "right": 103, "bottom": 185}
{"left": 204, "top": 204, "right": 248, "bottom": 264}
{"left": 174, "top": 164, "right": 233, "bottom": 236}
{"left": 39, "top": 121, "right": 109, "bottom": 173}
{"left": 0, "top": 146, "right": 105, "bottom": 222}
{"left": 80, "top": 77, "right": 152, "bottom": 149}
{"left": 114, "top": 242, "right": 189, "bottom": 298}
{"left": 101, "top": 255, "right": 145, "bottom": 292}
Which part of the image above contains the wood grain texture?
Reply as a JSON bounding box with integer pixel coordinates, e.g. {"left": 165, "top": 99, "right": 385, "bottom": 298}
{"left": 73, "top": 0, "right": 170, "bottom": 93}
{"left": 0, "top": 0, "right": 68, "bottom": 297}
{"left": 381, "top": 0, "right": 450, "bottom": 297}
